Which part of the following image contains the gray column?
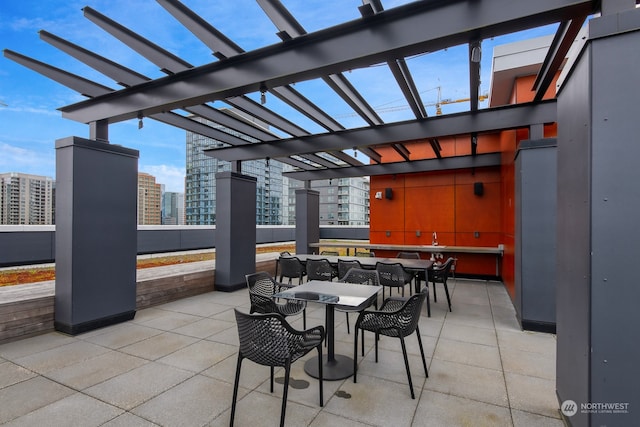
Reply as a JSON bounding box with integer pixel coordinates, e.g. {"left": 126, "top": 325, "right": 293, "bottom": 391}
{"left": 556, "top": 8, "right": 640, "bottom": 426}
{"left": 55, "top": 137, "right": 139, "bottom": 334}
{"left": 514, "top": 139, "right": 557, "bottom": 333}
{"left": 215, "top": 171, "right": 256, "bottom": 291}
{"left": 295, "top": 188, "right": 320, "bottom": 254}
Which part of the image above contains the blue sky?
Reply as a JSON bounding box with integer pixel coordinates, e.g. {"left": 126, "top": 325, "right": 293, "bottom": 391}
{"left": 1, "top": 0, "right": 556, "bottom": 192}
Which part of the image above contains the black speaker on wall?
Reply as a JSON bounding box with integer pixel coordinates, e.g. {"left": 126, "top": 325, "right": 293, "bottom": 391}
{"left": 385, "top": 188, "right": 393, "bottom": 200}
{"left": 474, "top": 182, "right": 484, "bottom": 196}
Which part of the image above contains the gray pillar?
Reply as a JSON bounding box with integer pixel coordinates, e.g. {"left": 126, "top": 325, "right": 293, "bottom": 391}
{"left": 556, "top": 9, "right": 640, "bottom": 427}
{"left": 55, "top": 137, "right": 139, "bottom": 334}
{"left": 215, "top": 171, "right": 256, "bottom": 291}
{"left": 295, "top": 188, "right": 320, "bottom": 254}
{"left": 515, "top": 139, "right": 557, "bottom": 333}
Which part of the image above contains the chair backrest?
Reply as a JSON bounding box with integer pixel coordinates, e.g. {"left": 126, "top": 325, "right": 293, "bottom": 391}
{"left": 340, "top": 267, "right": 380, "bottom": 286}
{"left": 337, "top": 259, "right": 363, "bottom": 279}
{"left": 376, "top": 262, "right": 409, "bottom": 287}
{"left": 234, "top": 309, "right": 295, "bottom": 366}
{"left": 245, "top": 271, "right": 277, "bottom": 297}
{"left": 320, "top": 250, "right": 339, "bottom": 256}
{"left": 355, "top": 250, "right": 375, "bottom": 257}
{"left": 393, "top": 288, "right": 428, "bottom": 336}
{"left": 431, "top": 257, "right": 454, "bottom": 283}
{"left": 306, "top": 258, "right": 333, "bottom": 281}
{"left": 278, "top": 256, "right": 305, "bottom": 281}
{"left": 397, "top": 251, "right": 420, "bottom": 259}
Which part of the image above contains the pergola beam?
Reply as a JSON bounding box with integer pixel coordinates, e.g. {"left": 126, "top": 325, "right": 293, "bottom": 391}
{"left": 204, "top": 101, "right": 557, "bottom": 162}
{"left": 60, "top": 0, "right": 594, "bottom": 124}
{"left": 284, "top": 153, "right": 502, "bottom": 181}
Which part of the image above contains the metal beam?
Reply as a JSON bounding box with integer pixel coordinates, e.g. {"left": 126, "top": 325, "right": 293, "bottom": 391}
{"left": 60, "top": 0, "right": 593, "bottom": 124}
{"left": 204, "top": 101, "right": 557, "bottom": 162}
{"left": 533, "top": 15, "right": 587, "bottom": 101}
{"left": 39, "top": 30, "right": 277, "bottom": 142}
{"left": 284, "top": 153, "right": 502, "bottom": 181}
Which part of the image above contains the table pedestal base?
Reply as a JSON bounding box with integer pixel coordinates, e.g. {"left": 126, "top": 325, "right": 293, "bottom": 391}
{"left": 304, "top": 354, "right": 354, "bottom": 381}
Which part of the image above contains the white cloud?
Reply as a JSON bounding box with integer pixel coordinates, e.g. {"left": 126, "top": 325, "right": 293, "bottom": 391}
{"left": 140, "top": 164, "right": 185, "bottom": 193}
{"left": 0, "top": 143, "right": 55, "bottom": 177}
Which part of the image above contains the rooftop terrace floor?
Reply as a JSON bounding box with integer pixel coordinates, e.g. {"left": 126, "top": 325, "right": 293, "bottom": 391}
{"left": 0, "top": 278, "right": 561, "bottom": 426}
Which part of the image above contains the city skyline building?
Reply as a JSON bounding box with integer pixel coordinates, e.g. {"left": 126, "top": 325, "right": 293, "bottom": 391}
{"left": 137, "top": 172, "right": 162, "bottom": 225}
{"left": 0, "top": 172, "right": 55, "bottom": 225}
{"left": 162, "top": 190, "right": 185, "bottom": 225}
{"left": 185, "top": 115, "right": 284, "bottom": 225}
{"left": 288, "top": 177, "right": 370, "bottom": 226}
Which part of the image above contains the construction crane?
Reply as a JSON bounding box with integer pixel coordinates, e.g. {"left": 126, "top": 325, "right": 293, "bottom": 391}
{"left": 335, "top": 86, "right": 488, "bottom": 119}
{"left": 430, "top": 86, "right": 488, "bottom": 115}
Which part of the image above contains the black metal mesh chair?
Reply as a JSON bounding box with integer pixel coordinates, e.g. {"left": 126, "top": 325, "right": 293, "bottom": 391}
{"left": 353, "top": 288, "right": 429, "bottom": 399}
{"left": 337, "top": 259, "right": 363, "bottom": 280}
{"left": 375, "top": 262, "right": 414, "bottom": 300}
{"left": 245, "top": 272, "right": 307, "bottom": 329}
{"left": 306, "top": 258, "right": 335, "bottom": 281}
{"left": 430, "top": 257, "right": 454, "bottom": 312}
{"left": 230, "top": 309, "right": 325, "bottom": 427}
{"left": 337, "top": 268, "right": 380, "bottom": 334}
{"left": 396, "top": 251, "right": 422, "bottom": 296}
{"left": 278, "top": 256, "right": 307, "bottom": 285}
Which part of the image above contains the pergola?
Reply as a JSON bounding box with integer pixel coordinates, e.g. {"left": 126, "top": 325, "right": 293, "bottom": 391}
{"left": 5, "top": 2, "right": 640, "bottom": 426}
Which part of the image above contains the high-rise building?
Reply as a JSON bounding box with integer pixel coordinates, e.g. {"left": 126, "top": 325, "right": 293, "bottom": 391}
{"left": 162, "top": 191, "right": 185, "bottom": 225}
{"left": 0, "top": 172, "right": 55, "bottom": 225}
{"left": 137, "top": 173, "right": 162, "bottom": 225}
{"left": 288, "top": 177, "right": 370, "bottom": 225}
{"left": 185, "top": 115, "right": 284, "bottom": 225}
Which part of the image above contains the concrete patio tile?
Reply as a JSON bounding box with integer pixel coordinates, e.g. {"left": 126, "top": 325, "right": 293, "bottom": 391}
{"left": 119, "top": 331, "right": 199, "bottom": 361}
{"left": 512, "top": 409, "right": 564, "bottom": 427}
{"left": 415, "top": 389, "right": 512, "bottom": 427}
{"left": 45, "top": 350, "right": 147, "bottom": 390}
{"left": 13, "top": 340, "right": 110, "bottom": 374}
{"left": 133, "top": 310, "right": 205, "bottom": 331}
{"left": 209, "top": 389, "right": 321, "bottom": 427}
{"left": 101, "top": 412, "right": 160, "bottom": 427}
{"left": 0, "top": 376, "right": 75, "bottom": 424}
{"left": 130, "top": 307, "right": 172, "bottom": 325}
{"left": 3, "top": 392, "right": 123, "bottom": 427}
{"left": 433, "top": 337, "right": 502, "bottom": 371}
{"left": 171, "top": 317, "right": 235, "bottom": 339}
{"left": 354, "top": 347, "right": 428, "bottom": 394}
{"left": 80, "top": 323, "right": 163, "bottom": 349}
{"left": 440, "top": 322, "right": 498, "bottom": 347}
{"left": 0, "top": 361, "right": 36, "bottom": 389}
{"left": 201, "top": 352, "right": 271, "bottom": 390}
{"left": 500, "top": 346, "right": 556, "bottom": 380}
{"left": 309, "top": 411, "right": 373, "bottom": 427}
{"left": 443, "top": 311, "right": 497, "bottom": 330}
{"left": 159, "top": 298, "right": 233, "bottom": 318}
{"left": 323, "top": 374, "right": 419, "bottom": 427}
{"left": 206, "top": 323, "right": 240, "bottom": 347}
{"left": 424, "top": 359, "right": 509, "bottom": 407}
{"left": 0, "top": 332, "right": 76, "bottom": 360}
{"left": 210, "top": 307, "right": 242, "bottom": 323}
{"left": 157, "top": 339, "right": 237, "bottom": 373}
{"left": 446, "top": 301, "right": 494, "bottom": 318}
{"left": 83, "top": 362, "right": 194, "bottom": 410}
{"left": 505, "top": 372, "right": 560, "bottom": 419}
{"left": 497, "top": 329, "right": 556, "bottom": 355}
{"left": 132, "top": 374, "right": 237, "bottom": 427}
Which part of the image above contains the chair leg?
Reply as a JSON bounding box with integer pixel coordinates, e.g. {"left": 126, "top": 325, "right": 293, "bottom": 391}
{"left": 346, "top": 312, "right": 350, "bottom": 334}
{"left": 361, "top": 329, "right": 365, "bottom": 356}
{"left": 415, "top": 326, "right": 429, "bottom": 378}
{"left": 303, "top": 309, "right": 307, "bottom": 329}
{"left": 444, "top": 282, "right": 452, "bottom": 312}
{"left": 270, "top": 366, "right": 274, "bottom": 393}
{"left": 432, "top": 281, "right": 438, "bottom": 302}
{"left": 279, "top": 362, "right": 291, "bottom": 427}
{"left": 399, "top": 336, "right": 415, "bottom": 399}
{"left": 353, "top": 327, "right": 359, "bottom": 383}
{"left": 317, "top": 345, "right": 324, "bottom": 406}
{"left": 374, "top": 332, "right": 379, "bottom": 363}
{"left": 230, "top": 354, "right": 243, "bottom": 427}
